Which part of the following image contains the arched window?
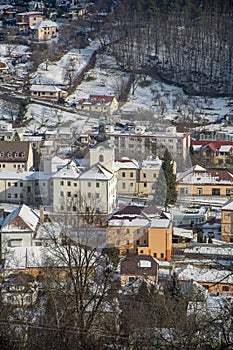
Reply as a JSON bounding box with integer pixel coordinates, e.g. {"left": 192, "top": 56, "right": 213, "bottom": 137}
{"left": 99, "top": 154, "right": 104, "bottom": 162}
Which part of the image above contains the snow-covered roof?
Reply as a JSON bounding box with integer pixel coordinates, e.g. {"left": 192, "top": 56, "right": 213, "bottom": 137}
{"left": 115, "top": 158, "right": 139, "bottom": 171}
{"left": 79, "top": 163, "right": 113, "bottom": 181}
{"left": 173, "top": 227, "right": 193, "bottom": 239}
{"left": 176, "top": 264, "right": 233, "bottom": 284}
{"left": 184, "top": 245, "right": 233, "bottom": 257}
{"left": 52, "top": 160, "right": 80, "bottom": 179}
{"left": 1, "top": 204, "right": 40, "bottom": 232}
{"left": 177, "top": 166, "right": 233, "bottom": 185}
{"left": 221, "top": 200, "right": 233, "bottom": 211}
{"left": 30, "top": 84, "right": 61, "bottom": 92}
{"left": 31, "top": 20, "right": 57, "bottom": 30}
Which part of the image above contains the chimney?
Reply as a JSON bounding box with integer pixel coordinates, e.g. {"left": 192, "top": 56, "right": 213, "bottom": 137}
{"left": 40, "top": 205, "right": 44, "bottom": 224}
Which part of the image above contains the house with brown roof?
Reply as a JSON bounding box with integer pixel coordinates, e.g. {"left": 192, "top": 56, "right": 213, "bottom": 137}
{"left": 107, "top": 203, "right": 173, "bottom": 261}
{"left": 1, "top": 272, "right": 40, "bottom": 306}
{"left": 120, "top": 254, "right": 159, "bottom": 287}
{"left": 76, "top": 95, "right": 119, "bottom": 114}
{"left": 177, "top": 165, "right": 233, "bottom": 200}
{"left": 0, "top": 141, "right": 33, "bottom": 171}
{"left": 191, "top": 140, "right": 233, "bottom": 166}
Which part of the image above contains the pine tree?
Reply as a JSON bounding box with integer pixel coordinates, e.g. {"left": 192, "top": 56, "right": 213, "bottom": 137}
{"left": 152, "top": 167, "right": 166, "bottom": 207}
{"left": 162, "top": 149, "right": 177, "bottom": 206}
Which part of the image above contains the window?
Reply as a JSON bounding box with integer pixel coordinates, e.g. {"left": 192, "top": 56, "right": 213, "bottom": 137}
{"left": 3, "top": 164, "right": 5, "bottom": 168}
{"left": 61, "top": 181, "right": 64, "bottom": 186}
{"left": 96, "top": 193, "right": 100, "bottom": 199}
{"left": 14, "top": 193, "right": 18, "bottom": 199}
{"left": 140, "top": 250, "right": 144, "bottom": 254}
{"left": 14, "top": 182, "right": 17, "bottom": 187}
{"left": 74, "top": 183, "right": 77, "bottom": 187}
{"left": 130, "top": 182, "right": 133, "bottom": 187}
{"left": 7, "top": 193, "right": 11, "bottom": 199}
{"left": 180, "top": 188, "right": 188, "bottom": 195}
{"left": 212, "top": 188, "right": 220, "bottom": 196}
{"left": 197, "top": 188, "right": 203, "bottom": 196}
{"left": 226, "top": 189, "right": 232, "bottom": 196}
{"left": 153, "top": 174, "right": 157, "bottom": 178}
{"left": 88, "top": 193, "right": 91, "bottom": 198}
{"left": 136, "top": 240, "right": 139, "bottom": 245}
{"left": 99, "top": 154, "right": 104, "bottom": 162}
{"left": 122, "top": 172, "right": 125, "bottom": 177}
{"left": 143, "top": 173, "right": 146, "bottom": 178}
{"left": 153, "top": 253, "right": 157, "bottom": 258}
{"left": 122, "top": 183, "right": 126, "bottom": 189}
{"left": 130, "top": 172, "right": 133, "bottom": 177}
{"left": 222, "top": 286, "right": 229, "bottom": 292}
{"left": 88, "top": 182, "right": 91, "bottom": 187}
{"left": 67, "top": 181, "right": 71, "bottom": 186}
{"left": 14, "top": 164, "right": 16, "bottom": 168}
{"left": 8, "top": 182, "right": 11, "bottom": 187}
{"left": 73, "top": 206, "right": 76, "bottom": 212}
{"left": 60, "top": 191, "right": 64, "bottom": 197}
{"left": 67, "top": 192, "right": 71, "bottom": 197}
{"left": 96, "top": 182, "right": 100, "bottom": 188}
{"left": 144, "top": 183, "right": 147, "bottom": 187}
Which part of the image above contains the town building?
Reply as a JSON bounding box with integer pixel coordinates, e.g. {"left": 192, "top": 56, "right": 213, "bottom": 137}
{"left": 120, "top": 254, "right": 159, "bottom": 287}
{"left": 221, "top": 199, "right": 233, "bottom": 242}
{"left": 89, "top": 125, "right": 190, "bottom": 163}
{"left": 0, "top": 141, "right": 34, "bottom": 171}
{"left": 30, "top": 84, "right": 63, "bottom": 99}
{"left": 16, "top": 11, "right": 44, "bottom": 32}
{"left": 31, "top": 20, "right": 57, "bottom": 41}
{"left": 76, "top": 95, "right": 119, "bottom": 115}
{"left": 176, "top": 165, "right": 233, "bottom": 202}
{"left": 107, "top": 204, "right": 173, "bottom": 261}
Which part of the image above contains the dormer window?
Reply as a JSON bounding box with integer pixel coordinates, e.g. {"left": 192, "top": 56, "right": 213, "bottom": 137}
{"left": 99, "top": 154, "right": 104, "bottom": 162}
{"left": 7, "top": 152, "right": 11, "bottom": 157}
{"left": 14, "top": 152, "right": 19, "bottom": 158}
{"left": 0, "top": 152, "right": 3, "bottom": 157}
{"left": 21, "top": 152, "right": 25, "bottom": 158}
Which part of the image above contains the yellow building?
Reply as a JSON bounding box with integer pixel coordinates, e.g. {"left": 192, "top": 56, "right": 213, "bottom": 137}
{"left": 107, "top": 204, "right": 172, "bottom": 262}
{"left": 177, "top": 165, "right": 233, "bottom": 198}
{"left": 76, "top": 95, "right": 119, "bottom": 115}
{"left": 0, "top": 141, "right": 33, "bottom": 171}
{"left": 221, "top": 200, "right": 233, "bottom": 242}
{"left": 31, "top": 20, "right": 57, "bottom": 41}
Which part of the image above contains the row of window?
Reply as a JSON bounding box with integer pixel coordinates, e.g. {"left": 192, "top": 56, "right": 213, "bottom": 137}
{"left": 0, "top": 152, "right": 25, "bottom": 158}
{"left": 0, "top": 163, "right": 25, "bottom": 169}
{"left": 60, "top": 180, "right": 77, "bottom": 187}
{"left": 180, "top": 188, "right": 233, "bottom": 196}
{"left": 121, "top": 172, "right": 157, "bottom": 178}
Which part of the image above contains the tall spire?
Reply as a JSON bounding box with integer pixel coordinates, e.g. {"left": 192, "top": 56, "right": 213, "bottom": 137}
{"left": 95, "top": 115, "right": 109, "bottom": 144}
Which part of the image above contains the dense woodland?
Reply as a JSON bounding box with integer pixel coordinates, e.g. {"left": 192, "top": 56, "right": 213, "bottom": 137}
{"left": 97, "top": 0, "right": 233, "bottom": 97}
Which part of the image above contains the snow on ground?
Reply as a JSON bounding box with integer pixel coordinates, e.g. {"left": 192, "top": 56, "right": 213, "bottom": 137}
{"left": 24, "top": 104, "right": 97, "bottom": 133}
{"left": 0, "top": 42, "right": 232, "bottom": 130}
{"left": 30, "top": 41, "right": 100, "bottom": 86}
{"left": 123, "top": 76, "right": 232, "bottom": 123}
{"left": 67, "top": 52, "right": 129, "bottom": 101}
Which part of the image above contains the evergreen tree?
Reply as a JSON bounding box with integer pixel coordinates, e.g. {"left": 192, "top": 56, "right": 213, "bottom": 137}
{"left": 152, "top": 166, "right": 166, "bottom": 207}
{"left": 162, "top": 149, "right": 177, "bottom": 206}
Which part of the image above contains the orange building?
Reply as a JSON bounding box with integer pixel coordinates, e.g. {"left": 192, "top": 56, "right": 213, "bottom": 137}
{"left": 221, "top": 199, "right": 233, "bottom": 242}
{"left": 107, "top": 204, "right": 172, "bottom": 262}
